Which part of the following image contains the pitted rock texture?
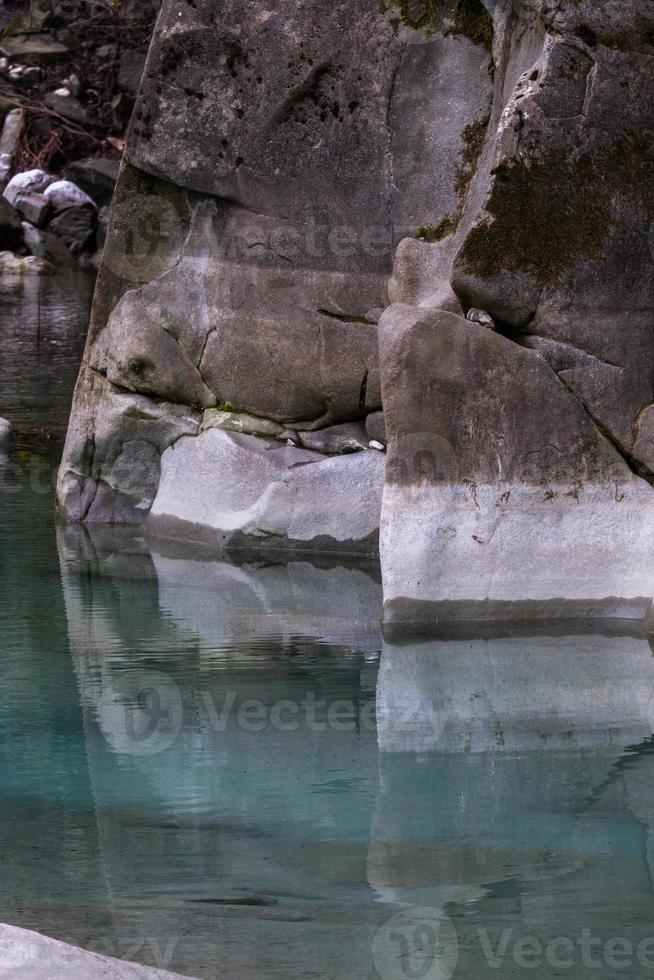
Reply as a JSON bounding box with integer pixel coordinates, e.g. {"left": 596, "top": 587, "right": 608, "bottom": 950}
{"left": 379, "top": 307, "right": 654, "bottom": 626}
{"left": 59, "top": 0, "right": 654, "bottom": 615}
{"left": 58, "top": 0, "right": 494, "bottom": 554}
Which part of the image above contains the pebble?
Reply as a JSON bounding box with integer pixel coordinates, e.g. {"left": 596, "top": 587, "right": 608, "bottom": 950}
{"left": 466, "top": 307, "right": 496, "bottom": 330}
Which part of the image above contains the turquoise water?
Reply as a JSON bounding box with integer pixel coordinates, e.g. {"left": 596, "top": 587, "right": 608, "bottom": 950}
{"left": 0, "top": 251, "right": 653, "bottom": 978}
{"left": 2, "top": 453, "right": 654, "bottom": 978}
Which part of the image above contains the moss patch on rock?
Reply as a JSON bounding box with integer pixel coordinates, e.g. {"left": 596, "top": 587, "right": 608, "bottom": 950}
{"left": 454, "top": 116, "right": 489, "bottom": 197}
{"left": 389, "top": 0, "right": 493, "bottom": 54}
{"left": 459, "top": 152, "right": 612, "bottom": 286}
{"left": 415, "top": 215, "right": 459, "bottom": 242}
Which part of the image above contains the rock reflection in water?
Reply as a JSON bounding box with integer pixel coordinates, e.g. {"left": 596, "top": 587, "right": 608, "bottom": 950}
{"left": 52, "top": 524, "right": 654, "bottom": 978}
{"left": 0, "top": 270, "right": 94, "bottom": 436}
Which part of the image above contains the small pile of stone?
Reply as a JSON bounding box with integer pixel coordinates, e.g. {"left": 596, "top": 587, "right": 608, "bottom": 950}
{"left": 2, "top": 168, "right": 100, "bottom": 267}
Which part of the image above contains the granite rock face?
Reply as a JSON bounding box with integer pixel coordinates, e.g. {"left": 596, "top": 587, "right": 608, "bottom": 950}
{"left": 378, "top": 0, "right": 654, "bottom": 626}
{"left": 59, "top": 0, "right": 654, "bottom": 620}
{"left": 58, "top": 0, "right": 494, "bottom": 556}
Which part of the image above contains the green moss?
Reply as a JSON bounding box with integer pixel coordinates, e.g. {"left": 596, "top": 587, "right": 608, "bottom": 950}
{"left": 217, "top": 401, "right": 242, "bottom": 413}
{"left": 450, "top": 0, "right": 493, "bottom": 53}
{"left": 415, "top": 215, "right": 459, "bottom": 242}
{"left": 458, "top": 151, "right": 614, "bottom": 287}
{"left": 454, "top": 116, "right": 489, "bottom": 197}
{"left": 389, "top": 0, "right": 493, "bottom": 54}
{"left": 415, "top": 115, "right": 488, "bottom": 245}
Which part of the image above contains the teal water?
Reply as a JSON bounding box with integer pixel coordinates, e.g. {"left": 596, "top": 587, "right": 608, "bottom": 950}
{"left": 2, "top": 453, "right": 654, "bottom": 979}
{"left": 0, "top": 255, "right": 653, "bottom": 976}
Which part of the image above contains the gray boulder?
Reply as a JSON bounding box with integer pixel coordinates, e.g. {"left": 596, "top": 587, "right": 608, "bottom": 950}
{"left": 118, "top": 48, "right": 147, "bottom": 97}
{"left": 22, "top": 222, "right": 74, "bottom": 265}
{"left": 3, "top": 169, "right": 53, "bottom": 208}
{"left": 0, "top": 34, "right": 69, "bottom": 64}
{"left": 0, "top": 196, "right": 22, "bottom": 250}
{"left": 147, "top": 428, "right": 385, "bottom": 554}
{"left": 379, "top": 305, "right": 654, "bottom": 628}
{"left": 45, "top": 90, "right": 87, "bottom": 123}
{"left": 64, "top": 157, "right": 119, "bottom": 206}
{"left": 12, "top": 190, "right": 50, "bottom": 227}
{"left": 55, "top": 0, "right": 654, "bottom": 631}
{"left": 48, "top": 204, "right": 96, "bottom": 253}
{"left": 44, "top": 179, "right": 96, "bottom": 213}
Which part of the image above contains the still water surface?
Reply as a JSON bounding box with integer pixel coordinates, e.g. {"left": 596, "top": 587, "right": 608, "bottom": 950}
{"left": 0, "top": 269, "right": 94, "bottom": 437}
{"left": 1, "top": 276, "right": 654, "bottom": 979}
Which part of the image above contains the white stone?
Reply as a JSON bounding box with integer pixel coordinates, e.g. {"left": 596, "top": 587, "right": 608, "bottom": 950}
{"left": 380, "top": 480, "right": 654, "bottom": 626}
{"left": 0, "top": 251, "right": 51, "bottom": 274}
{"left": 44, "top": 178, "right": 96, "bottom": 212}
{"left": 0, "top": 923, "right": 197, "bottom": 979}
{"left": 148, "top": 427, "right": 385, "bottom": 552}
{"left": 369, "top": 440, "right": 385, "bottom": 452}
{"left": 3, "top": 169, "right": 53, "bottom": 207}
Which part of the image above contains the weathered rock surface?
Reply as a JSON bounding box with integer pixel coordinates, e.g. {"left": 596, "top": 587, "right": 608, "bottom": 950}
{"left": 148, "top": 428, "right": 385, "bottom": 554}
{"left": 379, "top": 306, "right": 654, "bottom": 626}
{"left": 0, "top": 923, "right": 198, "bottom": 979}
{"left": 65, "top": 157, "right": 119, "bottom": 206}
{"left": 0, "top": 108, "right": 24, "bottom": 184}
{"left": 3, "top": 169, "right": 53, "bottom": 208}
{"left": 48, "top": 203, "right": 96, "bottom": 253}
{"left": 58, "top": 0, "right": 654, "bottom": 625}
{"left": 0, "top": 196, "right": 22, "bottom": 250}
{"left": 58, "top": 0, "right": 494, "bottom": 553}
{"left": 44, "top": 179, "right": 96, "bottom": 213}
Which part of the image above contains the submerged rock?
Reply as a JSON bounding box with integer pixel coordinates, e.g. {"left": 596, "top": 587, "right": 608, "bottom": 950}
{"left": 0, "top": 923, "right": 197, "bottom": 979}
{"left": 0, "top": 250, "right": 52, "bottom": 274}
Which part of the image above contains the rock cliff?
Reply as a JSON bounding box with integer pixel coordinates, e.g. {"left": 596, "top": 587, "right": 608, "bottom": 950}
{"left": 58, "top": 0, "right": 654, "bottom": 628}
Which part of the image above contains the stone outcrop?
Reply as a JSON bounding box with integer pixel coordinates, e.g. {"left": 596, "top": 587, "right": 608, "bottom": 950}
{"left": 58, "top": 0, "right": 654, "bottom": 625}
{"left": 378, "top": 0, "right": 654, "bottom": 628}
{"left": 0, "top": 923, "right": 197, "bottom": 979}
